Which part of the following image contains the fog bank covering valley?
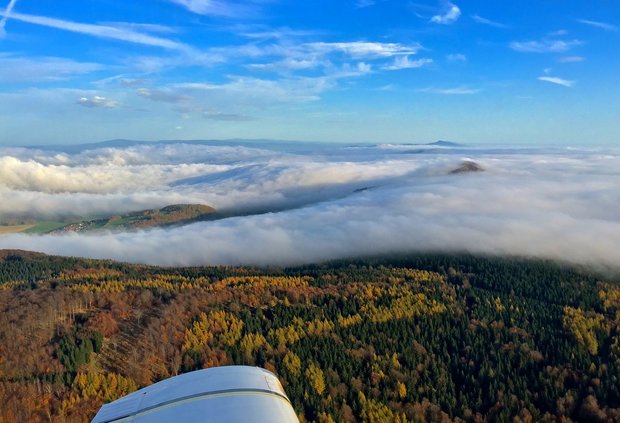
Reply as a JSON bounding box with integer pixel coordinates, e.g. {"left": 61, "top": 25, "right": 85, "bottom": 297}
{"left": 1, "top": 140, "right": 619, "bottom": 268}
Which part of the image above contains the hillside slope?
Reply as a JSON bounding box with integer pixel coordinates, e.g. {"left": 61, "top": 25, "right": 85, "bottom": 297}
{"left": 51, "top": 204, "right": 216, "bottom": 233}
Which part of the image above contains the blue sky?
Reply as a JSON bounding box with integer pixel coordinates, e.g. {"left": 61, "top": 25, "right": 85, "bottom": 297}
{"left": 0, "top": 0, "right": 618, "bottom": 145}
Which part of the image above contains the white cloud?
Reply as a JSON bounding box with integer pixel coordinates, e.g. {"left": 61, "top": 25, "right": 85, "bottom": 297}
{"left": 0, "top": 54, "right": 103, "bottom": 82}
{"left": 510, "top": 39, "right": 582, "bottom": 53}
{"left": 355, "top": 0, "right": 376, "bottom": 8}
{"left": 548, "top": 29, "right": 568, "bottom": 37}
{"left": 136, "top": 88, "right": 189, "bottom": 103}
{"left": 203, "top": 111, "right": 255, "bottom": 121}
{"left": 418, "top": 86, "right": 479, "bottom": 95}
{"left": 173, "top": 76, "right": 333, "bottom": 104}
{"left": 0, "top": 143, "right": 273, "bottom": 196}
{"left": 102, "top": 22, "right": 177, "bottom": 34}
{"left": 78, "top": 96, "right": 120, "bottom": 109}
{"left": 0, "top": 142, "right": 416, "bottom": 219}
{"left": 577, "top": 19, "right": 618, "bottom": 32}
{"left": 356, "top": 62, "right": 372, "bottom": 74}
{"left": 168, "top": 0, "right": 253, "bottom": 17}
{"left": 241, "top": 40, "right": 424, "bottom": 81}
{"left": 471, "top": 14, "right": 508, "bottom": 29}
{"left": 0, "top": 155, "right": 192, "bottom": 194}
{"left": 538, "top": 76, "right": 575, "bottom": 87}
{"left": 0, "top": 0, "right": 18, "bottom": 38}
{"left": 235, "top": 26, "right": 319, "bottom": 41}
{"left": 3, "top": 143, "right": 620, "bottom": 271}
{"left": 430, "top": 1, "right": 461, "bottom": 25}
{"left": 248, "top": 57, "right": 325, "bottom": 73}
{"left": 382, "top": 56, "right": 432, "bottom": 70}
{"left": 558, "top": 56, "right": 585, "bottom": 63}
{"left": 376, "top": 84, "right": 395, "bottom": 91}
{"left": 306, "top": 41, "right": 422, "bottom": 58}
{"left": 0, "top": 10, "right": 190, "bottom": 51}
{"left": 119, "top": 78, "right": 147, "bottom": 87}
{"left": 446, "top": 53, "right": 466, "bottom": 62}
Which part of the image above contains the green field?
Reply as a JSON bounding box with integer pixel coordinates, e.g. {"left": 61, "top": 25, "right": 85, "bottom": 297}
{"left": 23, "top": 221, "right": 69, "bottom": 234}
{"left": 1, "top": 204, "right": 217, "bottom": 236}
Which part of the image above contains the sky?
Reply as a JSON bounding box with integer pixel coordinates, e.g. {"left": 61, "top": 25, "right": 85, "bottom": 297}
{"left": 0, "top": 0, "right": 619, "bottom": 145}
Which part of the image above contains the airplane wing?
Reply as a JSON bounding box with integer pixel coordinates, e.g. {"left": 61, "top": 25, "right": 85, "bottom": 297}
{"left": 91, "top": 366, "right": 300, "bottom": 423}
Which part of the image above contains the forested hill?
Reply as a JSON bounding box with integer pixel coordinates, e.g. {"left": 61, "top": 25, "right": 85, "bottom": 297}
{"left": 49, "top": 204, "right": 216, "bottom": 233}
{"left": 1, "top": 251, "right": 619, "bottom": 422}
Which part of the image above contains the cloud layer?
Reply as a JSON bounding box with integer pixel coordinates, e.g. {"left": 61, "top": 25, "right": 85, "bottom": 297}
{"left": 1, "top": 141, "right": 620, "bottom": 269}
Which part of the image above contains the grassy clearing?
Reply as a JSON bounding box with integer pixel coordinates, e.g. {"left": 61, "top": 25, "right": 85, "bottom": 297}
{"left": 0, "top": 224, "right": 35, "bottom": 234}
{"left": 23, "top": 221, "right": 68, "bottom": 234}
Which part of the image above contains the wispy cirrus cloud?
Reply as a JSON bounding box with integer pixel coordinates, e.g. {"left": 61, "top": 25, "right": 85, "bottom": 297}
{"left": 329, "top": 62, "right": 373, "bottom": 78}
{"left": 471, "top": 14, "right": 508, "bottom": 29}
{"left": 0, "top": 54, "right": 103, "bottom": 82}
{"left": 355, "top": 0, "right": 376, "bottom": 8}
{"left": 173, "top": 76, "right": 333, "bottom": 105}
{"left": 430, "top": 1, "right": 461, "bottom": 25}
{"left": 418, "top": 86, "right": 479, "bottom": 95}
{"left": 306, "top": 41, "right": 422, "bottom": 58}
{"left": 119, "top": 78, "right": 147, "bottom": 87}
{"left": 446, "top": 53, "right": 466, "bottom": 62}
{"left": 136, "top": 88, "right": 189, "bottom": 104}
{"left": 0, "top": 10, "right": 190, "bottom": 51}
{"left": 510, "top": 39, "right": 582, "bottom": 53}
{"left": 248, "top": 57, "right": 326, "bottom": 73}
{"left": 558, "top": 56, "right": 585, "bottom": 63}
{"left": 78, "top": 96, "right": 120, "bottom": 109}
{"left": 0, "top": 0, "right": 18, "bottom": 38}
{"left": 192, "top": 39, "right": 424, "bottom": 82}
{"left": 548, "top": 29, "right": 568, "bottom": 37}
{"left": 376, "top": 84, "right": 395, "bottom": 91}
{"left": 167, "top": 0, "right": 255, "bottom": 18}
{"left": 242, "top": 40, "right": 424, "bottom": 77}
{"left": 382, "top": 56, "right": 432, "bottom": 71}
{"left": 577, "top": 19, "right": 618, "bottom": 32}
{"left": 101, "top": 22, "right": 177, "bottom": 34}
{"left": 233, "top": 25, "right": 320, "bottom": 41}
{"left": 538, "top": 76, "right": 575, "bottom": 87}
{"left": 203, "top": 111, "right": 255, "bottom": 121}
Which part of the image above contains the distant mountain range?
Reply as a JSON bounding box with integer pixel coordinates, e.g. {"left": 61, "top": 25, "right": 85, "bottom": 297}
{"left": 24, "top": 138, "right": 466, "bottom": 153}
{"left": 26, "top": 138, "right": 328, "bottom": 154}
{"left": 426, "top": 140, "right": 464, "bottom": 147}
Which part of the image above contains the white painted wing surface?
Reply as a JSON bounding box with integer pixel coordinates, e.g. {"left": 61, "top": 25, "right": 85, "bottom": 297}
{"left": 91, "top": 366, "right": 300, "bottom": 423}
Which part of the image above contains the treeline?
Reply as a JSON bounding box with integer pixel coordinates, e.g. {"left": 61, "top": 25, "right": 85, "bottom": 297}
{"left": 0, "top": 251, "right": 618, "bottom": 422}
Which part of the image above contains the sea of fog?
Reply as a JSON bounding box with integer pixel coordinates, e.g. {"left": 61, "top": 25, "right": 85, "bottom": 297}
{"left": 1, "top": 140, "right": 620, "bottom": 268}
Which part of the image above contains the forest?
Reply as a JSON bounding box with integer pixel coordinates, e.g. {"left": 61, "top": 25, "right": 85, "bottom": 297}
{"left": 0, "top": 249, "right": 618, "bottom": 422}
